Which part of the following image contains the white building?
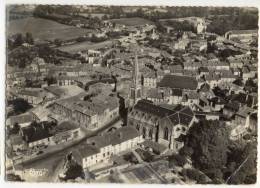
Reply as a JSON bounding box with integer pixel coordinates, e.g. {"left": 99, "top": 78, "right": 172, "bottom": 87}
{"left": 75, "top": 126, "right": 143, "bottom": 169}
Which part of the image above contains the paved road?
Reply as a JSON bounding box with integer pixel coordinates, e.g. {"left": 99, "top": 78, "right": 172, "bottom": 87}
{"left": 20, "top": 117, "right": 121, "bottom": 166}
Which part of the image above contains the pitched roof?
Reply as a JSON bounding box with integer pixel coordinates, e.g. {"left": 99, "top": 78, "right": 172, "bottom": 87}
{"left": 132, "top": 100, "right": 194, "bottom": 127}
{"left": 147, "top": 88, "right": 170, "bottom": 99}
{"left": 87, "top": 126, "right": 140, "bottom": 149}
{"left": 21, "top": 124, "right": 53, "bottom": 143}
{"left": 73, "top": 144, "right": 99, "bottom": 160}
{"left": 158, "top": 75, "right": 198, "bottom": 90}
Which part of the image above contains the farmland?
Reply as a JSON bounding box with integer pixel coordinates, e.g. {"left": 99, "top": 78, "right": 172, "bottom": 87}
{"left": 56, "top": 40, "right": 115, "bottom": 53}
{"left": 7, "top": 17, "right": 93, "bottom": 42}
{"left": 108, "top": 17, "right": 154, "bottom": 26}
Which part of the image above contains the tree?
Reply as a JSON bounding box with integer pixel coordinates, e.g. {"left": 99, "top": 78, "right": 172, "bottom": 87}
{"left": 13, "top": 33, "right": 24, "bottom": 48}
{"left": 184, "top": 120, "right": 229, "bottom": 177}
{"left": 168, "top": 153, "right": 187, "bottom": 167}
{"left": 227, "top": 142, "right": 257, "bottom": 184}
{"left": 25, "top": 32, "right": 34, "bottom": 44}
{"left": 11, "top": 98, "right": 33, "bottom": 115}
{"left": 101, "top": 14, "right": 109, "bottom": 20}
{"left": 45, "top": 76, "right": 57, "bottom": 86}
{"left": 6, "top": 173, "right": 24, "bottom": 181}
{"left": 54, "top": 39, "right": 62, "bottom": 46}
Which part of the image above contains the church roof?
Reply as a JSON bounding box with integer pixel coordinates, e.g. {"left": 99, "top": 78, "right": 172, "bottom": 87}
{"left": 131, "top": 100, "right": 194, "bottom": 127}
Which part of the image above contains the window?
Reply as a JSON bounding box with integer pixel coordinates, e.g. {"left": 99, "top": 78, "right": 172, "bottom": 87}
{"left": 136, "top": 124, "right": 140, "bottom": 131}
{"left": 142, "top": 127, "right": 146, "bottom": 139}
{"left": 149, "top": 129, "right": 153, "bottom": 139}
{"left": 164, "top": 127, "right": 169, "bottom": 140}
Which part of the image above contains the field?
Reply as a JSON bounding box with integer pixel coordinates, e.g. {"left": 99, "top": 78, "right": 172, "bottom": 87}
{"left": 108, "top": 17, "right": 154, "bottom": 26}
{"left": 7, "top": 17, "right": 93, "bottom": 42}
{"left": 57, "top": 40, "right": 114, "bottom": 53}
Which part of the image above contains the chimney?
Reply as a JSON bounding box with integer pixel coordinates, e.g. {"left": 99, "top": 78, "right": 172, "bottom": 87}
{"left": 118, "top": 132, "right": 123, "bottom": 139}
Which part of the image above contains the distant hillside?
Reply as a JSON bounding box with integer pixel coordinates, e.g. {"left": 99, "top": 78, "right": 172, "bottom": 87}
{"left": 7, "top": 17, "right": 93, "bottom": 42}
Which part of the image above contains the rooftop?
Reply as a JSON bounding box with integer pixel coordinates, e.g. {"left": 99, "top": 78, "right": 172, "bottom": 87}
{"left": 87, "top": 126, "right": 140, "bottom": 149}
{"left": 9, "top": 113, "right": 34, "bottom": 125}
{"left": 158, "top": 75, "right": 198, "bottom": 90}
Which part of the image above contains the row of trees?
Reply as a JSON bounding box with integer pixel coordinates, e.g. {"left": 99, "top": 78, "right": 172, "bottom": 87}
{"left": 8, "top": 32, "right": 34, "bottom": 50}
{"left": 207, "top": 11, "right": 258, "bottom": 35}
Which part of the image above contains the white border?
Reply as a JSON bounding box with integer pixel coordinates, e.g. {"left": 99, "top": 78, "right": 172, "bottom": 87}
{"left": 1, "top": 1, "right": 260, "bottom": 188}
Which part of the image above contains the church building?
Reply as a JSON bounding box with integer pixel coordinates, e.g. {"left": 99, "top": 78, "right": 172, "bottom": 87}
{"left": 127, "top": 99, "right": 195, "bottom": 152}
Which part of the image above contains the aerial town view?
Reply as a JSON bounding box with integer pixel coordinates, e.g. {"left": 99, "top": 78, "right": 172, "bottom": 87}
{"left": 5, "top": 5, "right": 258, "bottom": 184}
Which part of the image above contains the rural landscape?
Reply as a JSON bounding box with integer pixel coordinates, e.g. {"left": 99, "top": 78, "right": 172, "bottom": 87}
{"left": 5, "top": 5, "right": 258, "bottom": 184}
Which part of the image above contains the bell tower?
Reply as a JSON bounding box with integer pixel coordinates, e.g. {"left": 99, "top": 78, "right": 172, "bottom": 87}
{"left": 129, "top": 52, "right": 142, "bottom": 106}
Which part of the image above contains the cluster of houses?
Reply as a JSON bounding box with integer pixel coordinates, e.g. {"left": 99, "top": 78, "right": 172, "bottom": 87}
{"left": 6, "top": 13, "right": 258, "bottom": 176}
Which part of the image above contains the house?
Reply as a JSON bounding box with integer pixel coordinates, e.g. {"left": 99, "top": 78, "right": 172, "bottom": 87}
{"left": 51, "top": 93, "right": 119, "bottom": 130}
{"left": 231, "top": 67, "right": 241, "bottom": 76}
{"left": 143, "top": 72, "right": 157, "bottom": 88}
{"left": 230, "top": 108, "right": 256, "bottom": 141}
{"left": 174, "top": 39, "right": 190, "bottom": 50}
{"left": 57, "top": 76, "right": 76, "bottom": 86}
{"left": 199, "top": 83, "right": 215, "bottom": 99}
{"left": 17, "top": 89, "right": 55, "bottom": 105}
{"left": 31, "top": 57, "right": 47, "bottom": 74}
{"left": 52, "top": 121, "right": 80, "bottom": 145}
{"left": 88, "top": 49, "right": 102, "bottom": 64}
{"left": 169, "top": 64, "right": 183, "bottom": 76}
{"left": 225, "top": 30, "right": 258, "bottom": 43}
{"left": 31, "top": 106, "right": 52, "bottom": 122}
{"left": 146, "top": 88, "right": 171, "bottom": 105}
{"left": 195, "top": 111, "right": 221, "bottom": 121}
{"left": 228, "top": 58, "right": 244, "bottom": 69}
{"left": 230, "top": 92, "right": 257, "bottom": 108}
{"left": 9, "top": 134, "right": 26, "bottom": 152}
{"left": 170, "top": 89, "right": 183, "bottom": 104}
{"left": 220, "top": 70, "right": 237, "bottom": 83}
{"left": 190, "top": 39, "right": 207, "bottom": 51}
{"left": 208, "top": 61, "right": 230, "bottom": 71}
{"left": 7, "top": 113, "right": 38, "bottom": 128}
{"left": 205, "top": 73, "right": 221, "bottom": 88}
{"left": 199, "top": 67, "right": 210, "bottom": 77}
{"left": 20, "top": 122, "right": 54, "bottom": 149}
{"left": 128, "top": 100, "right": 195, "bottom": 152}
{"left": 75, "top": 126, "right": 143, "bottom": 169}
{"left": 242, "top": 66, "right": 255, "bottom": 80}
{"left": 232, "top": 106, "right": 254, "bottom": 127}
{"left": 223, "top": 102, "right": 240, "bottom": 119}
{"left": 246, "top": 112, "right": 257, "bottom": 133}
{"left": 181, "top": 91, "right": 200, "bottom": 107}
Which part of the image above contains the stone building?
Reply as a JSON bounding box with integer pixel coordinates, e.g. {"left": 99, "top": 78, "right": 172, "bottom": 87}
{"left": 127, "top": 100, "right": 195, "bottom": 152}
